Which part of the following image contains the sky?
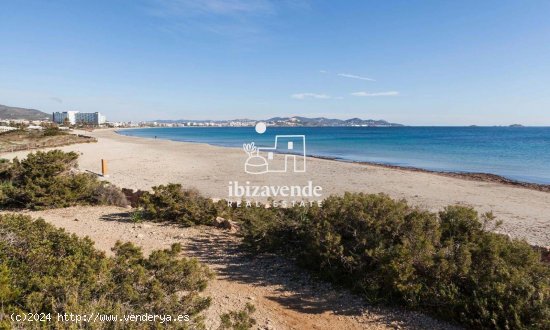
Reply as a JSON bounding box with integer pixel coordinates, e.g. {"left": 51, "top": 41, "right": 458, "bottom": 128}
{"left": 1, "top": 0, "right": 550, "bottom": 125}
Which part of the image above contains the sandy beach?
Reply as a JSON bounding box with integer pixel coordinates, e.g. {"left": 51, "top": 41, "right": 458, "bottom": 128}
{"left": 2, "top": 128, "right": 550, "bottom": 247}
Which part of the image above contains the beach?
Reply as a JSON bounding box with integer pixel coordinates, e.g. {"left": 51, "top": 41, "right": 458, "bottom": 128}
{"left": 2, "top": 128, "right": 550, "bottom": 247}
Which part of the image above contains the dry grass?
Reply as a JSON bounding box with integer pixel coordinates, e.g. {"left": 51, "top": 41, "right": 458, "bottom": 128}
{"left": 0, "top": 130, "right": 96, "bottom": 152}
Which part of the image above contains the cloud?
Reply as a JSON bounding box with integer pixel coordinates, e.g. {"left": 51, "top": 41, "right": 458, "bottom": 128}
{"left": 337, "top": 73, "right": 375, "bottom": 81}
{"left": 319, "top": 70, "right": 328, "bottom": 74}
{"left": 291, "top": 93, "right": 331, "bottom": 100}
{"left": 49, "top": 97, "right": 63, "bottom": 103}
{"left": 351, "top": 91, "right": 399, "bottom": 97}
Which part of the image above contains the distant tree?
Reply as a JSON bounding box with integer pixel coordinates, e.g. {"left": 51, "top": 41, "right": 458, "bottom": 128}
{"left": 43, "top": 126, "right": 64, "bottom": 136}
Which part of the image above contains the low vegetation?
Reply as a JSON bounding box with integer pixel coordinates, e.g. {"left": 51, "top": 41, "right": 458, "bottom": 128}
{"left": 42, "top": 126, "right": 66, "bottom": 136}
{"left": 0, "top": 213, "right": 213, "bottom": 329}
{"left": 0, "top": 128, "right": 95, "bottom": 152}
{"left": 218, "top": 303, "right": 256, "bottom": 330}
{"left": 0, "top": 150, "right": 127, "bottom": 209}
{"left": 138, "top": 186, "right": 550, "bottom": 329}
{"left": 139, "top": 184, "right": 227, "bottom": 226}
{"left": 235, "top": 193, "right": 550, "bottom": 329}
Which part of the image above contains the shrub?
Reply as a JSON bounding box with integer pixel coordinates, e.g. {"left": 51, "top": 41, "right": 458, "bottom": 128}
{"left": 431, "top": 206, "right": 550, "bottom": 328}
{"left": 43, "top": 126, "right": 65, "bottom": 136}
{"left": 236, "top": 193, "right": 550, "bottom": 329}
{"left": 218, "top": 303, "right": 256, "bottom": 330}
{"left": 0, "top": 213, "right": 213, "bottom": 329}
{"left": 92, "top": 183, "right": 129, "bottom": 207}
{"left": 139, "top": 184, "right": 225, "bottom": 226}
{"left": 130, "top": 209, "right": 144, "bottom": 228}
{"left": 0, "top": 150, "right": 127, "bottom": 209}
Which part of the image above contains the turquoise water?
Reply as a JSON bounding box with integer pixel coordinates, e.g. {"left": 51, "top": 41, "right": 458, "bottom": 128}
{"left": 118, "top": 127, "right": 550, "bottom": 184}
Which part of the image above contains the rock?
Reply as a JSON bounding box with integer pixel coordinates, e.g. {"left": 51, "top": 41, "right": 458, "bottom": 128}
{"left": 73, "top": 218, "right": 79, "bottom": 221}
{"left": 214, "top": 216, "right": 226, "bottom": 226}
{"left": 136, "top": 234, "right": 144, "bottom": 239}
{"left": 214, "top": 217, "right": 239, "bottom": 232}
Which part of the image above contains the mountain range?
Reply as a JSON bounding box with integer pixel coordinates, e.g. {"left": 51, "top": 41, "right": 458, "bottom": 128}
{"left": 265, "top": 116, "right": 402, "bottom": 127}
{"left": 156, "top": 116, "right": 403, "bottom": 127}
{"left": 0, "top": 104, "right": 50, "bottom": 121}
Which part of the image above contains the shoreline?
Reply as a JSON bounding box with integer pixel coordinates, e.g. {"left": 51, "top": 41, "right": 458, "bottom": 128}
{"left": 321, "top": 156, "right": 550, "bottom": 193}
{"left": 115, "top": 128, "right": 550, "bottom": 193}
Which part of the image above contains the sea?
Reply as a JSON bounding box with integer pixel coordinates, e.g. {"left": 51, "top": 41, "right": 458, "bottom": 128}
{"left": 117, "top": 126, "right": 550, "bottom": 184}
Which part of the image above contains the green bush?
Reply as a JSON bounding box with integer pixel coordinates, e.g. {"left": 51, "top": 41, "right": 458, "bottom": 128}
{"left": 0, "top": 213, "right": 213, "bottom": 329}
{"left": 43, "top": 126, "right": 65, "bottom": 136}
{"left": 139, "top": 184, "right": 225, "bottom": 226}
{"left": 218, "top": 303, "right": 256, "bottom": 330}
{"left": 237, "top": 193, "right": 550, "bottom": 329}
{"left": 0, "top": 150, "right": 127, "bottom": 209}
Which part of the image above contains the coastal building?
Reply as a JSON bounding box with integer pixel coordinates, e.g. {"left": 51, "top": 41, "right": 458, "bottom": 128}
{"left": 52, "top": 111, "right": 78, "bottom": 125}
{"left": 52, "top": 111, "right": 106, "bottom": 125}
{"left": 75, "top": 112, "right": 106, "bottom": 125}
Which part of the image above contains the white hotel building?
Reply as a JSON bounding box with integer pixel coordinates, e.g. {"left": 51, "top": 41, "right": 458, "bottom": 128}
{"left": 52, "top": 111, "right": 106, "bottom": 125}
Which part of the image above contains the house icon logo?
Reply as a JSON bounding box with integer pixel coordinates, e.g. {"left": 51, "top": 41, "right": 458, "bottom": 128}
{"left": 243, "top": 123, "right": 306, "bottom": 174}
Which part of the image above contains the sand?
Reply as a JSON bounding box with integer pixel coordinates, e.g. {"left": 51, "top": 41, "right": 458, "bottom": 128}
{"left": 3, "top": 128, "right": 549, "bottom": 246}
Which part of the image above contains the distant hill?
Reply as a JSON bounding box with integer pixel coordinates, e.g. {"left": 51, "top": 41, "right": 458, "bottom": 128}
{"left": 155, "top": 116, "right": 403, "bottom": 127}
{"left": 266, "top": 116, "right": 403, "bottom": 127}
{"left": 0, "top": 104, "right": 50, "bottom": 121}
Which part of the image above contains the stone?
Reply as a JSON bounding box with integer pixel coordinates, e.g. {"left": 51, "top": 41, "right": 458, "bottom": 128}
{"left": 214, "top": 216, "right": 239, "bottom": 232}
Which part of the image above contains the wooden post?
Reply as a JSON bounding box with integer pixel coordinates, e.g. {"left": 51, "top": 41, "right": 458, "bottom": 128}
{"left": 101, "top": 159, "right": 107, "bottom": 177}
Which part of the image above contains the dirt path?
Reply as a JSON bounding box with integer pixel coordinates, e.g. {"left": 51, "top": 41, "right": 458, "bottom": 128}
{"left": 12, "top": 206, "right": 459, "bottom": 330}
